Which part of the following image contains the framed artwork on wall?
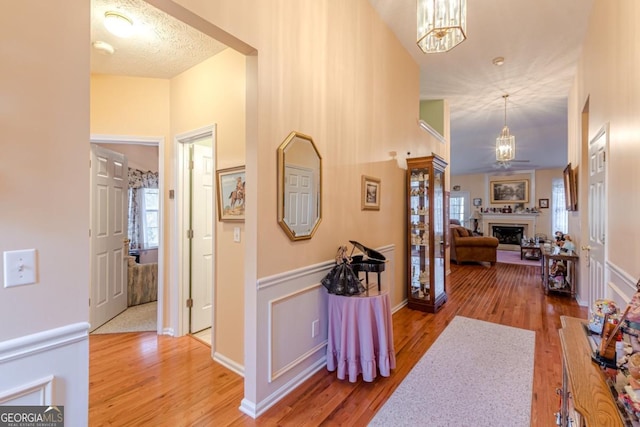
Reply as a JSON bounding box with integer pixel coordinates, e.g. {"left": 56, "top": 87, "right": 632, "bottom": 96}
{"left": 216, "top": 166, "right": 245, "bottom": 221}
{"left": 361, "top": 175, "right": 381, "bottom": 210}
{"left": 489, "top": 179, "right": 529, "bottom": 204}
{"left": 473, "top": 198, "right": 482, "bottom": 207}
{"left": 539, "top": 198, "right": 549, "bottom": 209}
{"left": 563, "top": 163, "right": 578, "bottom": 211}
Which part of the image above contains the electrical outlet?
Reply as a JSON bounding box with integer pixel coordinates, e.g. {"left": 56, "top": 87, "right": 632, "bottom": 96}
{"left": 312, "top": 319, "right": 320, "bottom": 338}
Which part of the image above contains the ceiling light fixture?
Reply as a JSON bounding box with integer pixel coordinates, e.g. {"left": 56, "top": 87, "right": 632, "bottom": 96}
{"left": 92, "top": 40, "right": 115, "bottom": 55}
{"left": 496, "top": 94, "right": 515, "bottom": 162}
{"left": 492, "top": 56, "right": 505, "bottom": 66}
{"left": 104, "top": 11, "right": 134, "bottom": 38}
{"left": 417, "top": 0, "right": 467, "bottom": 54}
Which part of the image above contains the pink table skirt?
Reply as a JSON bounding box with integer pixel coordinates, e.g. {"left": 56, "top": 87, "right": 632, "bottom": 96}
{"left": 326, "top": 292, "right": 396, "bottom": 382}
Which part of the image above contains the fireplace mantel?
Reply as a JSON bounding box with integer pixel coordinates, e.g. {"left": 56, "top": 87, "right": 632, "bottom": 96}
{"left": 480, "top": 213, "right": 539, "bottom": 248}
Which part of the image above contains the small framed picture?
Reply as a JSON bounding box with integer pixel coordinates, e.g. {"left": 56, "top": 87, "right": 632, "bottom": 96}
{"left": 473, "top": 198, "right": 482, "bottom": 207}
{"left": 216, "top": 166, "right": 245, "bottom": 221}
{"left": 361, "top": 175, "right": 381, "bottom": 211}
{"left": 539, "top": 198, "right": 549, "bottom": 209}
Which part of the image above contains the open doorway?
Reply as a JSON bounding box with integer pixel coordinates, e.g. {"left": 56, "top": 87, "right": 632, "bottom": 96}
{"left": 175, "top": 126, "right": 216, "bottom": 346}
{"left": 89, "top": 135, "right": 164, "bottom": 334}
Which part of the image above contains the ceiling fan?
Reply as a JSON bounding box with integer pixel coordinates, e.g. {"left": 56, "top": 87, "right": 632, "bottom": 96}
{"left": 493, "top": 159, "right": 530, "bottom": 169}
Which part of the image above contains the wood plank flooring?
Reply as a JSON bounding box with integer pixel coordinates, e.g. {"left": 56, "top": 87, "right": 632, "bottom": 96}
{"left": 89, "top": 261, "right": 587, "bottom": 426}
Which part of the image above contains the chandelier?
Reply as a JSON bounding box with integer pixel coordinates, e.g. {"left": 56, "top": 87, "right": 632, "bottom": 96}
{"left": 496, "top": 94, "right": 515, "bottom": 162}
{"left": 417, "top": 0, "right": 467, "bottom": 54}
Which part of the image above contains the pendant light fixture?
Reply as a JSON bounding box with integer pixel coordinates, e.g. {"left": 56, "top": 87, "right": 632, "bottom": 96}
{"left": 417, "top": 0, "right": 467, "bottom": 53}
{"left": 496, "top": 94, "right": 515, "bottom": 162}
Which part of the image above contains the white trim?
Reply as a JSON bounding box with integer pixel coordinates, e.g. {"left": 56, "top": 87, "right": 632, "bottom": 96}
{"left": 173, "top": 125, "right": 217, "bottom": 339}
{"left": 89, "top": 134, "right": 165, "bottom": 336}
{"left": 239, "top": 357, "right": 327, "bottom": 419}
{"left": 213, "top": 352, "right": 244, "bottom": 377}
{"left": 267, "top": 283, "right": 327, "bottom": 383}
{"left": 89, "top": 134, "right": 161, "bottom": 146}
{"left": 0, "top": 323, "right": 89, "bottom": 363}
{"left": 257, "top": 261, "right": 334, "bottom": 290}
{"left": 418, "top": 119, "right": 446, "bottom": 144}
{"left": 0, "top": 375, "right": 54, "bottom": 405}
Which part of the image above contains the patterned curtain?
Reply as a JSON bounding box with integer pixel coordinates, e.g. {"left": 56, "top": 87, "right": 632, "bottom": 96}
{"left": 128, "top": 168, "right": 159, "bottom": 250}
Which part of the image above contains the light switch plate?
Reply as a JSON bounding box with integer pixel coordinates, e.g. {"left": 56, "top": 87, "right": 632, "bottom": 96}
{"left": 233, "top": 227, "right": 241, "bottom": 243}
{"left": 3, "top": 249, "right": 37, "bottom": 288}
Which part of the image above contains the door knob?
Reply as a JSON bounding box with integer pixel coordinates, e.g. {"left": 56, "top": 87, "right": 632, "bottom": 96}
{"left": 581, "top": 245, "right": 591, "bottom": 251}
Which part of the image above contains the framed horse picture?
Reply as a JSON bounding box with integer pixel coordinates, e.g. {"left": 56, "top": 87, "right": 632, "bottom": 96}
{"left": 216, "top": 166, "right": 245, "bottom": 221}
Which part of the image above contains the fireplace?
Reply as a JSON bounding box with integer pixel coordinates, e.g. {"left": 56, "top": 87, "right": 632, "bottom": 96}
{"left": 492, "top": 226, "right": 524, "bottom": 245}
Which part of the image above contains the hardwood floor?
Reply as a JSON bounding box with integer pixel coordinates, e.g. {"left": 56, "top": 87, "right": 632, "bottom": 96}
{"left": 89, "top": 261, "right": 587, "bottom": 426}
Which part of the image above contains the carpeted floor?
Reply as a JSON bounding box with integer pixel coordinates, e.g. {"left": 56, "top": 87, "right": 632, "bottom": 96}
{"left": 496, "top": 249, "right": 541, "bottom": 267}
{"left": 91, "top": 301, "right": 157, "bottom": 334}
{"left": 369, "top": 316, "right": 535, "bottom": 427}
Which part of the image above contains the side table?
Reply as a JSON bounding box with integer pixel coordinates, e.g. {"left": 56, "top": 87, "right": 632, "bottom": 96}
{"left": 520, "top": 242, "right": 542, "bottom": 260}
{"left": 542, "top": 248, "right": 579, "bottom": 298}
{"left": 326, "top": 291, "right": 396, "bottom": 382}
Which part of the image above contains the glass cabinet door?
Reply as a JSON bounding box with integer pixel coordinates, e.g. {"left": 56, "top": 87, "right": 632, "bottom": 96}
{"left": 433, "top": 169, "right": 445, "bottom": 300}
{"left": 409, "top": 167, "right": 430, "bottom": 300}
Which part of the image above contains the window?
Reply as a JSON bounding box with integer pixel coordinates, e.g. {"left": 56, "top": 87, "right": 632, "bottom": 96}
{"left": 450, "top": 191, "right": 470, "bottom": 225}
{"left": 140, "top": 188, "right": 159, "bottom": 249}
{"left": 552, "top": 179, "right": 568, "bottom": 234}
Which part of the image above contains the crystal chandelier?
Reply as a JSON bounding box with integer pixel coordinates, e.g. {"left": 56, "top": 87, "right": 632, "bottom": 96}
{"left": 417, "top": 0, "right": 467, "bottom": 54}
{"left": 496, "top": 94, "right": 515, "bottom": 162}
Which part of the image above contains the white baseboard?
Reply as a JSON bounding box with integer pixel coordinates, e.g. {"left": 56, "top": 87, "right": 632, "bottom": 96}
{"left": 214, "top": 351, "right": 244, "bottom": 377}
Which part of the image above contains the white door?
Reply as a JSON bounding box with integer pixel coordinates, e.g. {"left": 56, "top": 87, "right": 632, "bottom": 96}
{"left": 586, "top": 127, "right": 607, "bottom": 308}
{"left": 284, "top": 165, "right": 314, "bottom": 237}
{"left": 90, "top": 144, "right": 128, "bottom": 331}
{"left": 190, "top": 142, "right": 214, "bottom": 333}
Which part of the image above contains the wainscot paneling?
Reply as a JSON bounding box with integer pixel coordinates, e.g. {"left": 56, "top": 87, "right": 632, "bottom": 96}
{"left": 0, "top": 323, "right": 89, "bottom": 426}
{"left": 245, "top": 245, "right": 395, "bottom": 418}
{"left": 606, "top": 260, "right": 637, "bottom": 308}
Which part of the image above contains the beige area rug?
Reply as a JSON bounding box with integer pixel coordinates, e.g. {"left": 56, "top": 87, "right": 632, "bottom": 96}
{"left": 497, "top": 249, "right": 541, "bottom": 267}
{"left": 369, "top": 316, "right": 535, "bottom": 427}
{"left": 91, "top": 301, "right": 157, "bottom": 334}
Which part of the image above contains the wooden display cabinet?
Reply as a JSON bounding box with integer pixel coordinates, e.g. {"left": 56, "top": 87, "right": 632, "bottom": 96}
{"left": 406, "top": 155, "right": 448, "bottom": 313}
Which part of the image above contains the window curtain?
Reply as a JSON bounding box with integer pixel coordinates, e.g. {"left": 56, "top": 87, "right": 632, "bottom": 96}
{"left": 128, "top": 168, "right": 159, "bottom": 250}
{"left": 552, "top": 178, "right": 568, "bottom": 234}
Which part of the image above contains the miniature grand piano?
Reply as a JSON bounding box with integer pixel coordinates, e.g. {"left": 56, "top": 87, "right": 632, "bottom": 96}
{"left": 349, "top": 240, "right": 386, "bottom": 292}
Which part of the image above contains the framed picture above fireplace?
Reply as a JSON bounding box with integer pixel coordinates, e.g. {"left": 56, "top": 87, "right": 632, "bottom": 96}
{"left": 490, "top": 179, "right": 529, "bottom": 204}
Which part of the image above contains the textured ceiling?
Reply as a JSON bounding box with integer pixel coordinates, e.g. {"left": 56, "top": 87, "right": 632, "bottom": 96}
{"left": 91, "top": 0, "right": 227, "bottom": 79}
{"left": 91, "top": 0, "right": 594, "bottom": 176}
{"left": 369, "top": 0, "right": 594, "bottom": 175}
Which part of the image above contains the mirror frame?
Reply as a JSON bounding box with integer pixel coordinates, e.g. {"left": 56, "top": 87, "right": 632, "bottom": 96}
{"left": 277, "top": 131, "right": 322, "bottom": 241}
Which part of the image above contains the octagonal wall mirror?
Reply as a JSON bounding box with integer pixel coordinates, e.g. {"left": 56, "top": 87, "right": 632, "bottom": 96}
{"left": 277, "top": 131, "right": 322, "bottom": 241}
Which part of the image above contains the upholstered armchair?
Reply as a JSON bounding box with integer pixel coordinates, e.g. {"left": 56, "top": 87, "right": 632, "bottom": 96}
{"left": 450, "top": 225, "right": 499, "bottom": 265}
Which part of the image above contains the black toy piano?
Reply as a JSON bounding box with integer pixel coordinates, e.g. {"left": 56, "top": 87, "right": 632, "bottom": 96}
{"left": 349, "top": 240, "right": 386, "bottom": 292}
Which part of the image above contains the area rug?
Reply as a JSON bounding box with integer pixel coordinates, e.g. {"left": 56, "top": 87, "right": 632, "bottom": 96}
{"left": 497, "top": 249, "right": 540, "bottom": 267}
{"left": 369, "top": 316, "right": 535, "bottom": 427}
{"left": 91, "top": 301, "right": 157, "bottom": 334}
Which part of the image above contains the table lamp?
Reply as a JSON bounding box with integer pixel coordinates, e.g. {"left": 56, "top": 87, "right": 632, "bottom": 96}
{"left": 469, "top": 210, "right": 482, "bottom": 234}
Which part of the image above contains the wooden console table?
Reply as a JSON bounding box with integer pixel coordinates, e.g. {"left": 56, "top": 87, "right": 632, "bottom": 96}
{"left": 558, "top": 316, "right": 624, "bottom": 426}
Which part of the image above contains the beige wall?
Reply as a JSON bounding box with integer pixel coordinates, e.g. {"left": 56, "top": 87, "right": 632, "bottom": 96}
{"left": 0, "top": 1, "right": 89, "bottom": 340}
{"left": 96, "top": 144, "right": 159, "bottom": 172}
{"left": 174, "top": 0, "right": 445, "bottom": 283}
{"left": 569, "top": 0, "right": 640, "bottom": 301}
{"left": 170, "top": 48, "right": 247, "bottom": 363}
